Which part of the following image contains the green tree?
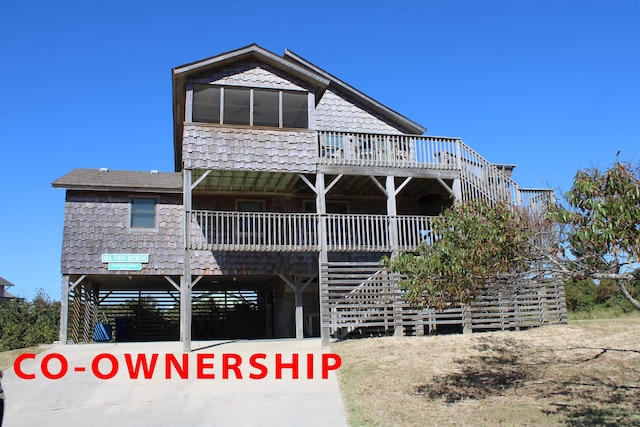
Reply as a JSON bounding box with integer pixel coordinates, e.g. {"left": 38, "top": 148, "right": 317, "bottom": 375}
{"left": 552, "top": 161, "right": 640, "bottom": 309}
{"left": 383, "top": 200, "right": 541, "bottom": 309}
{"left": 0, "top": 290, "right": 60, "bottom": 351}
{"left": 385, "top": 160, "right": 639, "bottom": 312}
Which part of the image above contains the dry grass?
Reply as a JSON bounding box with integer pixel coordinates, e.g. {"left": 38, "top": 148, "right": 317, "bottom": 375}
{"left": 0, "top": 346, "right": 47, "bottom": 371}
{"left": 333, "top": 317, "right": 640, "bottom": 426}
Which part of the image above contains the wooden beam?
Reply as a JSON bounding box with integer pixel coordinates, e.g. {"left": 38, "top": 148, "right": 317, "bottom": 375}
{"left": 190, "top": 275, "right": 203, "bottom": 289}
{"left": 294, "top": 276, "right": 304, "bottom": 340}
{"left": 191, "top": 170, "right": 212, "bottom": 191}
{"left": 324, "top": 174, "right": 343, "bottom": 195}
{"left": 300, "top": 275, "right": 316, "bottom": 291}
{"left": 316, "top": 173, "right": 330, "bottom": 347}
{"left": 279, "top": 274, "right": 295, "bottom": 290}
{"left": 395, "top": 177, "right": 413, "bottom": 196}
{"left": 298, "top": 174, "right": 317, "bottom": 194}
{"left": 59, "top": 275, "right": 70, "bottom": 345}
{"left": 182, "top": 169, "right": 193, "bottom": 353}
{"left": 69, "top": 275, "right": 86, "bottom": 291}
{"left": 98, "top": 290, "right": 113, "bottom": 305}
{"left": 165, "top": 276, "right": 180, "bottom": 292}
{"left": 318, "top": 164, "right": 461, "bottom": 180}
{"left": 436, "top": 176, "right": 455, "bottom": 197}
{"left": 369, "top": 176, "right": 387, "bottom": 196}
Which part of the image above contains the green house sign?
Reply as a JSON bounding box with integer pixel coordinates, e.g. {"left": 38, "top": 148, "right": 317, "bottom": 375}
{"left": 101, "top": 254, "right": 149, "bottom": 263}
{"left": 108, "top": 263, "right": 142, "bottom": 271}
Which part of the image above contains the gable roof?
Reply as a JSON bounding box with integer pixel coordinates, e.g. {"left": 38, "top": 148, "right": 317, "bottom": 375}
{"left": 52, "top": 169, "right": 183, "bottom": 193}
{"left": 171, "top": 44, "right": 427, "bottom": 171}
{"left": 283, "top": 49, "right": 427, "bottom": 136}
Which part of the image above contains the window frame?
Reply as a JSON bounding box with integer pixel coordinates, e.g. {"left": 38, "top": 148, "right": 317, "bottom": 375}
{"left": 236, "top": 200, "right": 265, "bottom": 212}
{"left": 189, "top": 84, "right": 309, "bottom": 130}
{"left": 129, "top": 197, "right": 158, "bottom": 231}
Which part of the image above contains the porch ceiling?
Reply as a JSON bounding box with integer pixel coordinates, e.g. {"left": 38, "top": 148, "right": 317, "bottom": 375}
{"left": 192, "top": 170, "right": 311, "bottom": 194}
{"left": 189, "top": 170, "right": 454, "bottom": 199}
{"left": 325, "top": 175, "right": 454, "bottom": 199}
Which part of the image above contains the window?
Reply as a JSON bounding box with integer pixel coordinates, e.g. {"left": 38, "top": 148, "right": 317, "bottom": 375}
{"left": 253, "top": 89, "right": 279, "bottom": 127}
{"left": 282, "top": 91, "right": 308, "bottom": 128}
{"left": 223, "top": 87, "right": 250, "bottom": 125}
{"left": 131, "top": 198, "right": 156, "bottom": 228}
{"left": 237, "top": 201, "right": 264, "bottom": 212}
{"left": 192, "top": 86, "right": 220, "bottom": 123}
{"left": 191, "top": 84, "right": 308, "bottom": 129}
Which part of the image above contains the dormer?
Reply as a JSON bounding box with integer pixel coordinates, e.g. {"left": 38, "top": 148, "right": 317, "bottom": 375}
{"left": 172, "top": 44, "right": 330, "bottom": 171}
{"left": 172, "top": 44, "right": 426, "bottom": 172}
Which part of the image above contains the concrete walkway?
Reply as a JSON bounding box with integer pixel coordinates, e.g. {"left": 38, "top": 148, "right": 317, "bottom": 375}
{"left": 2, "top": 339, "right": 348, "bottom": 426}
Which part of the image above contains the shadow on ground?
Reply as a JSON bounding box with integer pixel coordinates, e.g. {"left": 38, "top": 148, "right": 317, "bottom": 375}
{"left": 414, "top": 337, "right": 640, "bottom": 427}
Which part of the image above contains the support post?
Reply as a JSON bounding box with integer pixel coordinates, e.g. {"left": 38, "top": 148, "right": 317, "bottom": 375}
{"left": 182, "top": 168, "right": 193, "bottom": 353}
{"left": 385, "top": 176, "right": 403, "bottom": 337}
{"left": 316, "top": 173, "right": 330, "bottom": 346}
{"left": 60, "top": 275, "right": 70, "bottom": 345}
{"left": 280, "top": 275, "right": 316, "bottom": 340}
{"left": 462, "top": 304, "right": 472, "bottom": 334}
{"left": 294, "top": 277, "right": 304, "bottom": 340}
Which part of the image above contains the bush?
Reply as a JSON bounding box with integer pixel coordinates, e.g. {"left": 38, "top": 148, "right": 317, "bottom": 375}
{"left": 565, "top": 278, "right": 640, "bottom": 315}
{"left": 0, "top": 290, "right": 60, "bottom": 351}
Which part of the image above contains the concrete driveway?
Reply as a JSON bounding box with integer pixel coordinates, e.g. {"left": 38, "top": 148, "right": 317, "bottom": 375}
{"left": 2, "top": 339, "right": 347, "bottom": 426}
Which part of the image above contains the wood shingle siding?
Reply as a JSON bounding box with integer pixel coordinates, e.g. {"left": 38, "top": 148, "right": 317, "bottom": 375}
{"left": 182, "top": 124, "right": 317, "bottom": 172}
{"left": 189, "top": 251, "right": 318, "bottom": 276}
{"left": 61, "top": 191, "right": 183, "bottom": 275}
{"left": 315, "top": 89, "right": 411, "bottom": 134}
{"left": 190, "top": 60, "right": 311, "bottom": 91}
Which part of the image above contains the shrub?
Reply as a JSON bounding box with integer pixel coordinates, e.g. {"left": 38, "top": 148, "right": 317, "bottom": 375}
{"left": 0, "top": 290, "right": 60, "bottom": 351}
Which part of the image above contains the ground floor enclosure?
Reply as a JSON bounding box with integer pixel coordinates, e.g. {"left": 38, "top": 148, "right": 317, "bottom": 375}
{"left": 63, "top": 274, "right": 320, "bottom": 343}
{"left": 61, "top": 259, "right": 567, "bottom": 345}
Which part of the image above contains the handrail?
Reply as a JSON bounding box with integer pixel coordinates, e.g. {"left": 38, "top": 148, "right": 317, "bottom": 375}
{"left": 317, "top": 130, "right": 553, "bottom": 209}
{"left": 318, "top": 130, "right": 461, "bottom": 170}
{"left": 190, "top": 211, "right": 438, "bottom": 252}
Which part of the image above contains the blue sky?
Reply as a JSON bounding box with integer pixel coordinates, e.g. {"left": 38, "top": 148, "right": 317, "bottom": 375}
{"left": 1, "top": 0, "right": 638, "bottom": 300}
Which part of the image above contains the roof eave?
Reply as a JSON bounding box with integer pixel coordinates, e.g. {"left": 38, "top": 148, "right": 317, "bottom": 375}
{"left": 52, "top": 183, "right": 183, "bottom": 193}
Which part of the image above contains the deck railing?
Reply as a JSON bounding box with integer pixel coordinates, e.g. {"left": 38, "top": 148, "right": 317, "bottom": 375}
{"left": 326, "top": 214, "right": 391, "bottom": 251}
{"left": 191, "top": 211, "right": 318, "bottom": 251}
{"left": 317, "top": 130, "right": 554, "bottom": 209}
{"left": 318, "top": 131, "right": 461, "bottom": 170}
{"left": 190, "top": 211, "right": 437, "bottom": 252}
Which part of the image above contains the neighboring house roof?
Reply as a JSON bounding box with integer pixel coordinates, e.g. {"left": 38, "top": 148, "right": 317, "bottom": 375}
{"left": 52, "top": 168, "right": 183, "bottom": 193}
{"left": 1, "top": 290, "right": 16, "bottom": 299}
{"left": 0, "top": 277, "right": 15, "bottom": 288}
{"left": 171, "top": 43, "right": 427, "bottom": 171}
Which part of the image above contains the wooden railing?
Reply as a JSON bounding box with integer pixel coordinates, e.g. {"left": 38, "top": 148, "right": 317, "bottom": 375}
{"left": 397, "top": 215, "right": 437, "bottom": 250}
{"left": 190, "top": 211, "right": 437, "bottom": 252}
{"left": 318, "top": 131, "right": 461, "bottom": 170}
{"left": 191, "top": 211, "right": 318, "bottom": 251}
{"left": 326, "top": 214, "right": 390, "bottom": 251}
{"left": 317, "top": 130, "right": 554, "bottom": 209}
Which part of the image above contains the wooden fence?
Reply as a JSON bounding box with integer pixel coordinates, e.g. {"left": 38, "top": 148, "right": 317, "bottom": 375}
{"left": 321, "top": 262, "right": 567, "bottom": 338}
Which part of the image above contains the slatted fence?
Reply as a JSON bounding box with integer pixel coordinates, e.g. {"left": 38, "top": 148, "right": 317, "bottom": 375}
{"left": 321, "top": 262, "right": 567, "bottom": 338}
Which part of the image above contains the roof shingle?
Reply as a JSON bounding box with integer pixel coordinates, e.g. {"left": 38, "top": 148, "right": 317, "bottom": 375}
{"left": 52, "top": 169, "right": 183, "bottom": 193}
